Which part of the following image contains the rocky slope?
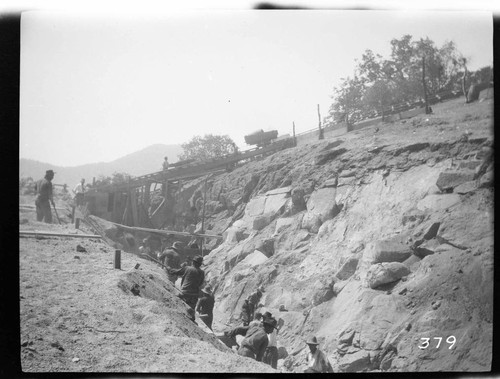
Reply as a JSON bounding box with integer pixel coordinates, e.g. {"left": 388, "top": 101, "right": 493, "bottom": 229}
{"left": 19, "top": 93, "right": 493, "bottom": 373}
{"left": 172, "top": 94, "right": 494, "bottom": 372}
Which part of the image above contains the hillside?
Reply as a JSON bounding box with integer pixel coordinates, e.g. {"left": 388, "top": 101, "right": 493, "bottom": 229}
{"left": 19, "top": 144, "right": 183, "bottom": 186}
{"left": 19, "top": 93, "right": 494, "bottom": 373}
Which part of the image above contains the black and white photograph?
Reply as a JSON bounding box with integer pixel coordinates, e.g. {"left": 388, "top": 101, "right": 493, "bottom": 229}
{"left": 15, "top": 1, "right": 494, "bottom": 374}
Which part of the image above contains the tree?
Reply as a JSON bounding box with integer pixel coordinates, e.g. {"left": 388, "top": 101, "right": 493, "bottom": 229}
{"left": 363, "top": 80, "right": 395, "bottom": 121}
{"left": 328, "top": 75, "right": 366, "bottom": 125}
{"left": 178, "top": 134, "right": 237, "bottom": 161}
{"left": 93, "top": 172, "right": 132, "bottom": 187}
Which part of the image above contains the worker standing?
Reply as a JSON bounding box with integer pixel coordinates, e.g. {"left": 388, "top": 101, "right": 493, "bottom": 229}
{"left": 196, "top": 285, "right": 215, "bottom": 330}
{"left": 34, "top": 170, "right": 55, "bottom": 223}
{"left": 73, "top": 178, "right": 85, "bottom": 206}
{"left": 263, "top": 316, "right": 282, "bottom": 369}
{"left": 158, "top": 241, "right": 182, "bottom": 283}
{"left": 167, "top": 255, "right": 205, "bottom": 311}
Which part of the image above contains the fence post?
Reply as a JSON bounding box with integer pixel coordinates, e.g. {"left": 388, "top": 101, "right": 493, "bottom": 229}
{"left": 317, "top": 104, "right": 324, "bottom": 140}
{"left": 422, "top": 56, "right": 431, "bottom": 114}
{"left": 114, "top": 249, "right": 121, "bottom": 269}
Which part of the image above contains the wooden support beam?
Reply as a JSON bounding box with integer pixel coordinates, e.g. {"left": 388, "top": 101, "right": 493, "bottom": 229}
{"left": 20, "top": 231, "right": 103, "bottom": 239}
{"left": 129, "top": 189, "right": 138, "bottom": 227}
{"left": 109, "top": 221, "right": 223, "bottom": 240}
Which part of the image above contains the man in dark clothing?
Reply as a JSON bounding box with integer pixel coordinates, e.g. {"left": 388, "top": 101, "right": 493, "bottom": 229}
{"left": 240, "top": 297, "right": 254, "bottom": 326}
{"left": 159, "top": 241, "right": 182, "bottom": 283}
{"left": 34, "top": 170, "right": 55, "bottom": 223}
{"left": 167, "top": 255, "right": 205, "bottom": 310}
{"left": 238, "top": 317, "right": 277, "bottom": 362}
{"left": 196, "top": 285, "right": 215, "bottom": 330}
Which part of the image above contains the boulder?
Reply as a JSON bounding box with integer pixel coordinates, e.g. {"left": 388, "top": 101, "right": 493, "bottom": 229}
{"left": 322, "top": 177, "right": 338, "bottom": 187}
{"left": 338, "top": 350, "right": 371, "bottom": 372}
{"left": 417, "top": 194, "right": 461, "bottom": 211}
{"left": 301, "top": 212, "right": 322, "bottom": 233}
{"left": 277, "top": 346, "right": 288, "bottom": 360}
{"left": 239, "top": 250, "right": 268, "bottom": 267}
{"left": 290, "top": 187, "right": 307, "bottom": 211}
{"left": 402, "top": 254, "right": 421, "bottom": 271}
{"left": 413, "top": 239, "right": 440, "bottom": 259}
{"left": 436, "top": 170, "right": 475, "bottom": 192}
{"left": 301, "top": 187, "right": 339, "bottom": 232}
{"left": 255, "top": 238, "right": 275, "bottom": 257}
{"left": 479, "top": 167, "right": 493, "bottom": 188}
{"left": 401, "top": 208, "right": 426, "bottom": 226}
{"left": 454, "top": 181, "right": 477, "bottom": 194}
{"left": 333, "top": 280, "right": 349, "bottom": 295}
{"left": 362, "top": 240, "right": 413, "bottom": 265}
{"left": 252, "top": 214, "right": 273, "bottom": 230}
{"left": 223, "top": 226, "right": 249, "bottom": 244}
{"left": 364, "top": 262, "right": 411, "bottom": 289}
{"left": 245, "top": 196, "right": 267, "bottom": 218}
{"left": 274, "top": 217, "right": 295, "bottom": 235}
{"left": 336, "top": 257, "right": 359, "bottom": 280}
{"left": 266, "top": 186, "right": 292, "bottom": 196}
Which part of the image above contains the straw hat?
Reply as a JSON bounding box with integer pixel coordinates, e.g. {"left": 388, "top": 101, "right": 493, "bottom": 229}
{"left": 306, "top": 336, "right": 319, "bottom": 345}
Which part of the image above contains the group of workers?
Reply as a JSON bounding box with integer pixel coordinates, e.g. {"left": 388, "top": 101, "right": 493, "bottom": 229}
{"left": 34, "top": 169, "right": 333, "bottom": 372}
{"left": 226, "top": 293, "right": 333, "bottom": 372}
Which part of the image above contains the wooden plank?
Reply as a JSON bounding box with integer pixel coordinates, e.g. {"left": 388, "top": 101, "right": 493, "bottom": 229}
{"left": 129, "top": 190, "right": 138, "bottom": 227}
{"left": 20, "top": 204, "right": 66, "bottom": 211}
{"left": 20, "top": 231, "right": 102, "bottom": 239}
{"left": 109, "top": 221, "right": 223, "bottom": 240}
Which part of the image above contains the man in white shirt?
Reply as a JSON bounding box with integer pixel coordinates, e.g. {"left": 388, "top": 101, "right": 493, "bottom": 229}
{"left": 304, "top": 336, "right": 333, "bottom": 373}
{"left": 263, "top": 312, "right": 283, "bottom": 369}
{"left": 73, "top": 178, "right": 85, "bottom": 206}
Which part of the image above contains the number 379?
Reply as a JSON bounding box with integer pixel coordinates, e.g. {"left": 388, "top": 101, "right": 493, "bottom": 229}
{"left": 418, "top": 336, "right": 456, "bottom": 350}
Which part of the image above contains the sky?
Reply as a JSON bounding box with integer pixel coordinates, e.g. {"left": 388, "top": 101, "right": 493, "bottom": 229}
{"left": 18, "top": 4, "right": 493, "bottom": 167}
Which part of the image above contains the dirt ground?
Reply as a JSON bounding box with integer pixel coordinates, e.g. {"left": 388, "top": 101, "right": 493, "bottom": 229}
{"left": 19, "top": 205, "right": 275, "bottom": 373}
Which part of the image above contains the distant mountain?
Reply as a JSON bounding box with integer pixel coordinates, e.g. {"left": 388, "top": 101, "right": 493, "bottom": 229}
{"left": 20, "top": 144, "right": 183, "bottom": 186}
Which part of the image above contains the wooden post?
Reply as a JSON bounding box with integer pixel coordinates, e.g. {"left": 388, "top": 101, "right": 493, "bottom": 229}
{"left": 75, "top": 218, "right": 80, "bottom": 229}
{"left": 293, "top": 121, "right": 297, "bottom": 146}
{"left": 129, "top": 189, "right": 138, "bottom": 227}
{"left": 72, "top": 205, "right": 76, "bottom": 223}
{"left": 92, "top": 177, "right": 96, "bottom": 187}
{"left": 114, "top": 249, "right": 121, "bottom": 269}
{"left": 144, "top": 182, "right": 151, "bottom": 216}
{"left": 422, "top": 56, "right": 431, "bottom": 114}
{"left": 200, "top": 174, "right": 209, "bottom": 257}
{"left": 317, "top": 104, "right": 324, "bottom": 140}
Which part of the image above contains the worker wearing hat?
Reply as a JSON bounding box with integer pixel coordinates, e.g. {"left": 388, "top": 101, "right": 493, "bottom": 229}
{"left": 34, "top": 169, "right": 56, "bottom": 223}
{"left": 263, "top": 313, "right": 283, "bottom": 369}
{"left": 158, "top": 242, "right": 182, "bottom": 283}
{"left": 304, "top": 336, "right": 333, "bottom": 373}
{"left": 238, "top": 316, "right": 277, "bottom": 362}
{"left": 196, "top": 284, "right": 215, "bottom": 330}
{"left": 167, "top": 254, "right": 205, "bottom": 312}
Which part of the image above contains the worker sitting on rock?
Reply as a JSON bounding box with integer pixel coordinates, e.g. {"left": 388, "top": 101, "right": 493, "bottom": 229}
{"left": 167, "top": 255, "right": 205, "bottom": 311}
{"left": 238, "top": 317, "right": 277, "bottom": 362}
{"left": 304, "top": 336, "right": 333, "bottom": 373}
{"left": 158, "top": 241, "right": 182, "bottom": 283}
{"left": 196, "top": 285, "right": 215, "bottom": 330}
